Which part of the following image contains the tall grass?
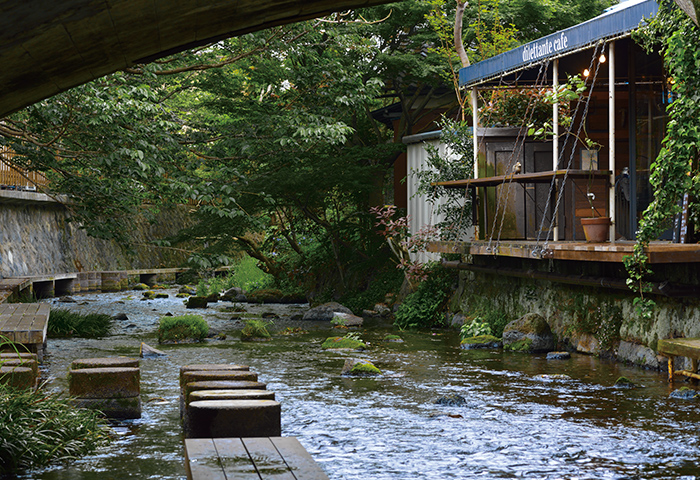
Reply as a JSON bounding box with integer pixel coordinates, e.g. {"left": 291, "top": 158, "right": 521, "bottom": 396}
{"left": 48, "top": 309, "right": 112, "bottom": 338}
{"left": 0, "top": 383, "right": 111, "bottom": 474}
{"left": 157, "top": 315, "right": 209, "bottom": 343}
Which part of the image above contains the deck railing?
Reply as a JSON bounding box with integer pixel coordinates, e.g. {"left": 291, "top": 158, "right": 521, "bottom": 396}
{"left": 0, "top": 147, "right": 48, "bottom": 191}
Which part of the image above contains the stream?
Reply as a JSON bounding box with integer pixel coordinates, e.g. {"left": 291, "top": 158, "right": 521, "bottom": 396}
{"left": 19, "top": 288, "right": 700, "bottom": 479}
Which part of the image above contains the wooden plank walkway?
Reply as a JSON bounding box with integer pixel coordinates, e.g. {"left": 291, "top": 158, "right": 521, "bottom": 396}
{"left": 658, "top": 338, "right": 700, "bottom": 383}
{"left": 0, "top": 303, "right": 49, "bottom": 360}
{"left": 185, "top": 437, "right": 329, "bottom": 480}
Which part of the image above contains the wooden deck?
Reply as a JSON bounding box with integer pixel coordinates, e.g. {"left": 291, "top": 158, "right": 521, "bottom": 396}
{"left": 0, "top": 303, "right": 49, "bottom": 360}
{"left": 185, "top": 437, "right": 329, "bottom": 480}
{"left": 658, "top": 338, "right": 700, "bottom": 383}
{"left": 428, "top": 240, "right": 700, "bottom": 264}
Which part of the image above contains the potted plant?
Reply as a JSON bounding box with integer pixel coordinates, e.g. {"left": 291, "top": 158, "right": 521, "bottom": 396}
{"left": 580, "top": 150, "right": 610, "bottom": 243}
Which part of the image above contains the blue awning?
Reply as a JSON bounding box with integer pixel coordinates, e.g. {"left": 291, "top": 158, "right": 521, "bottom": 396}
{"left": 459, "top": 0, "right": 659, "bottom": 88}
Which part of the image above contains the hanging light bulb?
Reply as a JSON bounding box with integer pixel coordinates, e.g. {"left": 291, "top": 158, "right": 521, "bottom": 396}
{"left": 583, "top": 68, "right": 590, "bottom": 77}
{"left": 599, "top": 53, "right": 607, "bottom": 63}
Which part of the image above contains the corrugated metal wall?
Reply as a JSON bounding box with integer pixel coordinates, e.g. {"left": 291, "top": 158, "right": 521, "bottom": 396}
{"left": 405, "top": 136, "right": 469, "bottom": 263}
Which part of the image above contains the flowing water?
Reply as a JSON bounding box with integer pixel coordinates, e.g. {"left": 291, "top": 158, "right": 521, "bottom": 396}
{"left": 19, "top": 289, "right": 700, "bottom": 479}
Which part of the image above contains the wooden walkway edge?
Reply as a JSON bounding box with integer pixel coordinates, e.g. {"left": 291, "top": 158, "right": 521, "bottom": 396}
{"left": 185, "top": 437, "right": 329, "bottom": 480}
{"left": 0, "top": 303, "right": 49, "bottom": 361}
{"left": 657, "top": 338, "right": 700, "bottom": 383}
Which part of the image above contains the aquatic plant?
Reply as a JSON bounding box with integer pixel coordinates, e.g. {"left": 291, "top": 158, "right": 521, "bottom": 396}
{"left": 0, "top": 383, "right": 111, "bottom": 474}
{"left": 48, "top": 309, "right": 112, "bottom": 338}
{"left": 240, "top": 319, "right": 273, "bottom": 341}
{"left": 459, "top": 317, "right": 492, "bottom": 340}
{"left": 157, "top": 314, "right": 208, "bottom": 343}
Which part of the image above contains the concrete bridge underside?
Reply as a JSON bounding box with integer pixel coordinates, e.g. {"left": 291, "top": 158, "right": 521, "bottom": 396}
{"left": 0, "top": 0, "right": 392, "bottom": 117}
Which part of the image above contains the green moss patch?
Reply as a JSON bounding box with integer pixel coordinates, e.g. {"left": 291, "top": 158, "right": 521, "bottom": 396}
{"left": 460, "top": 335, "right": 502, "bottom": 349}
{"left": 350, "top": 362, "right": 381, "bottom": 375}
{"left": 322, "top": 337, "right": 366, "bottom": 350}
{"left": 504, "top": 338, "right": 533, "bottom": 352}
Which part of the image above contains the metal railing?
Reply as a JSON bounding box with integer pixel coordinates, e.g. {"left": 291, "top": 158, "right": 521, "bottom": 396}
{"left": 0, "top": 147, "right": 48, "bottom": 191}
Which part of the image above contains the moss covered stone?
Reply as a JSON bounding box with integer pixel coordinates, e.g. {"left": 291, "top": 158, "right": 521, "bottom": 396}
{"left": 321, "top": 337, "right": 366, "bottom": 350}
{"left": 460, "top": 335, "right": 502, "bottom": 350}
{"left": 504, "top": 338, "right": 533, "bottom": 352}
{"left": 341, "top": 358, "right": 380, "bottom": 376}
{"left": 185, "top": 296, "right": 208, "bottom": 309}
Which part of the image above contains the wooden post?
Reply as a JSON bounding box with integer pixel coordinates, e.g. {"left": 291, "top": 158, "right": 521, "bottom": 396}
{"left": 608, "top": 41, "right": 616, "bottom": 243}
{"left": 553, "top": 59, "right": 560, "bottom": 242}
{"left": 471, "top": 88, "right": 480, "bottom": 240}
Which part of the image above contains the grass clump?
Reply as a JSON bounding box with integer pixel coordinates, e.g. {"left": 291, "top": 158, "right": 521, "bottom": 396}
{"left": 157, "top": 315, "right": 208, "bottom": 343}
{"left": 0, "top": 383, "right": 111, "bottom": 475}
{"left": 240, "top": 319, "right": 273, "bottom": 342}
{"left": 322, "top": 333, "right": 367, "bottom": 350}
{"left": 48, "top": 309, "right": 112, "bottom": 338}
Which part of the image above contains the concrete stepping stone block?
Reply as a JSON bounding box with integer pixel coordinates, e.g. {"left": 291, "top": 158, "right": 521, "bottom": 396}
{"left": 179, "top": 364, "right": 249, "bottom": 375}
{"left": 71, "top": 357, "right": 140, "bottom": 369}
{"left": 72, "top": 396, "right": 142, "bottom": 419}
{"left": 179, "top": 370, "right": 258, "bottom": 388}
{"left": 0, "top": 366, "right": 35, "bottom": 389}
{"left": 189, "top": 389, "right": 275, "bottom": 403}
{"left": 69, "top": 367, "right": 140, "bottom": 399}
{"left": 180, "top": 380, "right": 267, "bottom": 415}
{"left": 0, "top": 352, "right": 38, "bottom": 361}
{"left": 185, "top": 399, "right": 281, "bottom": 438}
{"left": 0, "top": 358, "right": 38, "bottom": 377}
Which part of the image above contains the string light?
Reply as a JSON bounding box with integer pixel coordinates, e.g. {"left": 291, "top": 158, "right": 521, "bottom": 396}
{"left": 599, "top": 53, "right": 607, "bottom": 63}
{"left": 583, "top": 68, "right": 590, "bottom": 77}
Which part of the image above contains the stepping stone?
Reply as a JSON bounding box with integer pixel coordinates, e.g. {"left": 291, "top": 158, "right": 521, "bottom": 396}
{"left": 185, "top": 399, "right": 281, "bottom": 438}
{"left": 69, "top": 367, "right": 140, "bottom": 399}
{"left": 182, "top": 380, "right": 267, "bottom": 399}
{"left": 188, "top": 389, "right": 275, "bottom": 403}
{"left": 179, "top": 364, "right": 249, "bottom": 375}
{"left": 0, "top": 352, "right": 38, "bottom": 361}
{"left": 0, "top": 366, "right": 35, "bottom": 389}
{"left": 72, "top": 397, "right": 142, "bottom": 419}
{"left": 180, "top": 370, "right": 257, "bottom": 388}
{"left": 71, "top": 357, "right": 139, "bottom": 369}
{"left": 0, "top": 358, "right": 38, "bottom": 377}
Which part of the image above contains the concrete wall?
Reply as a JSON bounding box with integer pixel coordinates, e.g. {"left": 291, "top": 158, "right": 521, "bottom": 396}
{"left": 0, "top": 192, "right": 190, "bottom": 278}
{"left": 449, "top": 256, "right": 700, "bottom": 371}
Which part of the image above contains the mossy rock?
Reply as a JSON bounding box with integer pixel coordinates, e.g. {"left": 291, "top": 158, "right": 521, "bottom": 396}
{"left": 247, "top": 289, "right": 285, "bottom": 304}
{"left": 155, "top": 292, "right": 169, "bottom": 299}
{"left": 341, "top": 358, "right": 380, "bottom": 376}
{"left": 502, "top": 313, "right": 555, "bottom": 353}
{"left": 383, "top": 334, "right": 404, "bottom": 343}
{"left": 132, "top": 283, "right": 149, "bottom": 291}
{"left": 176, "top": 292, "right": 189, "bottom": 298}
{"left": 142, "top": 291, "right": 156, "bottom": 299}
{"left": 460, "top": 335, "right": 502, "bottom": 350}
{"left": 205, "top": 293, "right": 220, "bottom": 303}
{"left": 614, "top": 376, "right": 635, "bottom": 388}
{"left": 185, "top": 296, "right": 208, "bottom": 309}
{"left": 670, "top": 386, "right": 699, "bottom": 400}
{"left": 504, "top": 338, "right": 533, "bottom": 352}
{"left": 322, "top": 337, "right": 366, "bottom": 351}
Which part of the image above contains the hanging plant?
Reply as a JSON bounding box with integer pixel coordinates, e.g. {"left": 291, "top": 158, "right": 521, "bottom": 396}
{"left": 626, "top": 0, "right": 700, "bottom": 318}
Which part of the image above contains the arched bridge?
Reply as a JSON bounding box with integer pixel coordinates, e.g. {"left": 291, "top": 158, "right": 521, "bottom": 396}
{"left": 0, "top": 0, "right": 392, "bottom": 117}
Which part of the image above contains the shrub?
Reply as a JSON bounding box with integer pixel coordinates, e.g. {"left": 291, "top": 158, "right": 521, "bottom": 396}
{"left": 157, "top": 315, "right": 208, "bottom": 343}
{"left": 394, "top": 266, "right": 456, "bottom": 329}
{"left": 240, "top": 319, "right": 272, "bottom": 341}
{"left": 460, "top": 317, "right": 492, "bottom": 340}
{"left": 0, "top": 383, "right": 111, "bottom": 474}
{"left": 48, "top": 309, "right": 112, "bottom": 338}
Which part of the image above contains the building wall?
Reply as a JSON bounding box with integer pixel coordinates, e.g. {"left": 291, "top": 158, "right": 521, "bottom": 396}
{"left": 0, "top": 195, "right": 190, "bottom": 278}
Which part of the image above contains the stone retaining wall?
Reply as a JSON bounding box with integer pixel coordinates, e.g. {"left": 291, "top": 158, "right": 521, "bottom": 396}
{"left": 451, "top": 258, "right": 700, "bottom": 371}
{"left": 0, "top": 196, "right": 190, "bottom": 278}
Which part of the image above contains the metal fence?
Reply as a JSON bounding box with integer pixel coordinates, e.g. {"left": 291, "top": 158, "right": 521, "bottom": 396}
{"left": 0, "top": 146, "right": 48, "bottom": 191}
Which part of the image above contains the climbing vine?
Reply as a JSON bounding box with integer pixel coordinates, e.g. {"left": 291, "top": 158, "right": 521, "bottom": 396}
{"left": 626, "top": 0, "right": 700, "bottom": 318}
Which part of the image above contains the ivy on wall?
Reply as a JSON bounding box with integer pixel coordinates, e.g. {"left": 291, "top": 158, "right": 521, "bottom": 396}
{"left": 626, "top": 0, "right": 700, "bottom": 318}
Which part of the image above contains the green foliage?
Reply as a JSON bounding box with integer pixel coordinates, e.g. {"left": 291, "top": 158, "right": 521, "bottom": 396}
{"left": 504, "top": 338, "right": 533, "bottom": 352}
{"left": 562, "top": 294, "right": 623, "bottom": 350}
{"left": 240, "top": 319, "right": 272, "bottom": 340}
{"left": 626, "top": 0, "right": 700, "bottom": 319}
{"left": 196, "top": 280, "right": 209, "bottom": 297}
{"left": 48, "top": 309, "right": 112, "bottom": 338}
{"left": 414, "top": 118, "right": 474, "bottom": 241}
{"left": 394, "top": 266, "right": 457, "bottom": 329}
{"left": 460, "top": 317, "right": 492, "bottom": 340}
{"left": 157, "top": 315, "right": 208, "bottom": 343}
{"left": 232, "top": 256, "right": 273, "bottom": 291}
{"left": 0, "top": 383, "right": 111, "bottom": 474}
{"left": 338, "top": 266, "right": 405, "bottom": 314}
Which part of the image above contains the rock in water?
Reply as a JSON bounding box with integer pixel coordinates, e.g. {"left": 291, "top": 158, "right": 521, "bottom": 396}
{"left": 140, "top": 342, "right": 167, "bottom": 358}
{"left": 341, "top": 358, "right": 380, "bottom": 376}
{"left": 434, "top": 394, "right": 468, "bottom": 406}
{"left": 303, "top": 302, "right": 353, "bottom": 321}
{"left": 502, "top": 313, "right": 555, "bottom": 353}
{"left": 546, "top": 351, "right": 571, "bottom": 360}
{"left": 670, "top": 387, "right": 698, "bottom": 400}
